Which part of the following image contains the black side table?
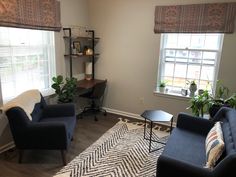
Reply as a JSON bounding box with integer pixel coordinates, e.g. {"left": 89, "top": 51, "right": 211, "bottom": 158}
{"left": 141, "top": 110, "right": 173, "bottom": 153}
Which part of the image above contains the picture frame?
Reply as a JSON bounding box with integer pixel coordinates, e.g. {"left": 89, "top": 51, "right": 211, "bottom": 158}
{"left": 73, "top": 41, "right": 81, "bottom": 53}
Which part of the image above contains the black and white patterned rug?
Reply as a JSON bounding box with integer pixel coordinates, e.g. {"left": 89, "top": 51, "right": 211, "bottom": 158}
{"left": 55, "top": 119, "right": 168, "bottom": 177}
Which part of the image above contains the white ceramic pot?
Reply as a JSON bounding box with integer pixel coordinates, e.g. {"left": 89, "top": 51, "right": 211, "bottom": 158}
{"left": 189, "top": 84, "right": 197, "bottom": 97}
{"left": 159, "top": 87, "right": 165, "bottom": 93}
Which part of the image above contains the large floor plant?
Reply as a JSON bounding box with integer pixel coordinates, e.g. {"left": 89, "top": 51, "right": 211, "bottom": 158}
{"left": 51, "top": 75, "right": 78, "bottom": 103}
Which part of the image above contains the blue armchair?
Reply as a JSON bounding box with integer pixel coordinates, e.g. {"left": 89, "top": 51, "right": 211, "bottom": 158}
{"left": 5, "top": 91, "right": 76, "bottom": 165}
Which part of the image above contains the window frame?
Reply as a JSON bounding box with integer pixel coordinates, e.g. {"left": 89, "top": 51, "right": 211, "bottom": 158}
{"left": 157, "top": 33, "right": 224, "bottom": 96}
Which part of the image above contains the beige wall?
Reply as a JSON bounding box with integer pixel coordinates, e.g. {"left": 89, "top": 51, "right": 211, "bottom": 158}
{"left": 56, "top": 0, "right": 90, "bottom": 77}
{"left": 88, "top": 0, "right": 236, "bottom": 119}
{"left": 0, "top": 0, "right": 90, "bottom": 152}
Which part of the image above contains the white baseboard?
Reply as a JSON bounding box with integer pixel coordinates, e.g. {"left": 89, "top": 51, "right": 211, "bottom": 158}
{"left": 103, "top": 107, "right": 142, "bottom": 120}
{"left": 103, "top": 107, "right": 176, "bottom": 127}
{"left": 0, "top": 141, "right": 15, "bottom": 154}
{"left": 0, "top": 108, "right": 176, "bottom": 154}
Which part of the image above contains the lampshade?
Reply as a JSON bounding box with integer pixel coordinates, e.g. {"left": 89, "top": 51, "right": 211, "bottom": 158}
{"left": 85, "top": 62, "right": 92, "bottom": 75}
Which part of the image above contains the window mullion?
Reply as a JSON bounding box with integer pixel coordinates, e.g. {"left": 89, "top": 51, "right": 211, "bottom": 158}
{"left": 185, "top": 49, "right": 191, "bottom": 85}
{"left": 197, "top": 34, "right": 207, "bottom": 88}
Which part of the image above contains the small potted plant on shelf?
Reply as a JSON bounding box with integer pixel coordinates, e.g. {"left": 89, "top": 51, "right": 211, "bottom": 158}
{"left": 159, "top": 81, "right": 166, "bottom": 93}
{"left": 51, "top": 75, "right": 78, "bottom": 103}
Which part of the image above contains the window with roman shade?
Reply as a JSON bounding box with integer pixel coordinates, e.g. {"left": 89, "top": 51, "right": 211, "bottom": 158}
{"left": 154, "top": 2, "right": 236, "bottom": 97}
{"left": 0, "top": 0, "right": 61, "bottom": 101}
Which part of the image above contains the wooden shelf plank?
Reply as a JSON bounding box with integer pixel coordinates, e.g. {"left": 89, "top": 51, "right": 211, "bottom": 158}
{"left": 64, "top": 54, "right": 100, "bottom": 58}
{"left": 63, "top": 36, "right": 100, "bottom": 41}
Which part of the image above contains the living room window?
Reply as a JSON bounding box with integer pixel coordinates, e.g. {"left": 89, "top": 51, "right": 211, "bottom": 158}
{"left": 157, "top": 33, "right": 224, "bottom": 96}
{"left": 0, "top": 27, "right": 56, "bottom": 101}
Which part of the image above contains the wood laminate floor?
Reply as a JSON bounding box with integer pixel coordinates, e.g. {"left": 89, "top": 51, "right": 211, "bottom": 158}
{"left": 0, "top": 113, "right": 124, "bottom": 177}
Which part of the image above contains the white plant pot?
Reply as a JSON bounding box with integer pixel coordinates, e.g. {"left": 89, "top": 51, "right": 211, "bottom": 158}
{"left": 189, "top": 84, "right": 197, "bottom": 97}
{"left": 159, "top": 87, "right": 165, "bottom": 93}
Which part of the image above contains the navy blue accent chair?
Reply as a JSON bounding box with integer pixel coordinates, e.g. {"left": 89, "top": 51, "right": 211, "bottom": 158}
{"left": 6, "top": 94, "right": 76, "bottom": 165}
{"left": 157, "top": 107, "right": 236, "bottom": 177}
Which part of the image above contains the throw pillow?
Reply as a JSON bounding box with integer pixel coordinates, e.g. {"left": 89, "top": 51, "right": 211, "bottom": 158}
{"left": 205, "top": 122, "right": 225, "bottom": 169}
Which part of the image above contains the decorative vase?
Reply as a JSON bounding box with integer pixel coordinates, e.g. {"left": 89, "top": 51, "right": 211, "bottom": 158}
{"left": 189, "top": 84, "right": 197, "bottom": 97}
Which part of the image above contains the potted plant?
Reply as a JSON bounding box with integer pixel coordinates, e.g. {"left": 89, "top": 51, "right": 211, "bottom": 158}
{"left": 159, "top": 81, "right": 166, "bottom": 93}
{"left": 187, "top": 80, "right": 197, "bottom": 97}
{"left": 187, "top": 90, "right": 210, "bottom": 117}
{"left": 208, "top": 81, "right": 236, "bottom": 118}
{"left": 51, "top": 75, "right": 78, "bottom": 103}
{"left": 208, "top": 80, "right": 230, "bottom": 118}
{"left": 225, "top": 93, "right": 236, "bottom": 109}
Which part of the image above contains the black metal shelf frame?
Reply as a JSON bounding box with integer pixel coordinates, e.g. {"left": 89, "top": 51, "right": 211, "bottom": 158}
{"left": 63, "top": 28, "right": 98, "bottom": 79}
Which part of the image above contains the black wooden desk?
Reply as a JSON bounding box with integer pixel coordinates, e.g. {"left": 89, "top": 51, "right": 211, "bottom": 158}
{"left": 77, "top": 79, "right": 105, "bottom": 89}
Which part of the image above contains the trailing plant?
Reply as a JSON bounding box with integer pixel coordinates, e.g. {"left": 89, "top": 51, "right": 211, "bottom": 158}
{"left": 51, "top": 75, "right": 78, "bottom": 103}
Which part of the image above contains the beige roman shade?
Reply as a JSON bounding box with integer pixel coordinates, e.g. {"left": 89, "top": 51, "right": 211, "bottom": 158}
{"left": 154, "top": 2, "right": 236, "bottom": 33}
{"left": 0, "top": 0, "right": 61, "bottom": 31}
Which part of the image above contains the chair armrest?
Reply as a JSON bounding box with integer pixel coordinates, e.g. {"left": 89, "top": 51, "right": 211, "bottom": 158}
{"left": 213, "top": 154, "right": 236, "bottom": 177}
{"left": 22, "top": 122, "right": 68, "bottom": 149}
{"left": 42, "top": 103, "right": 75, "bottom": 118}
{"left": 157, "top": 155, "right": 211, "bottom": 177}
{"left": 177, "top": 113, "right": 214, "bottom": 135}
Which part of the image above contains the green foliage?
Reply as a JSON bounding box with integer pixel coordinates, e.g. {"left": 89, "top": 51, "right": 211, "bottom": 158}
{"left": 187, "top": 81, "right": 236, "bottom": 117}
{"left": 187, "top": 90, "right": 210, "bottom": 117}
{"left": 51, "top": 75, "right": 77, "bottom": 103}
{"left": 225, "top": 93, "right": 236, "bottom": 109}
{"left": 186, "top": 80, "right": 196, "bottom": 86}
{"left": 159, "top": 81, "right": 167, "bottom": 87}
{"left": 209, "top": 81, "right": 235, "bottom": 108}
{"left": 215, "top": 80, "right": 229, "bottom": 100}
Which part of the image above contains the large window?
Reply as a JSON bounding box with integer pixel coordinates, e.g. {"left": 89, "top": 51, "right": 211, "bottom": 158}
{"left": 0, "top": 27, "right": 55, "bottom": 101}
{"left": 158, "top": 33, "right": 224, "bottom": 95}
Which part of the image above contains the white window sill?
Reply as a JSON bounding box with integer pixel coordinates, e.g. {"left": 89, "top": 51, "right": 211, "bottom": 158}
{"left": 154, "top": 90, "right": 191, "bottom": 101}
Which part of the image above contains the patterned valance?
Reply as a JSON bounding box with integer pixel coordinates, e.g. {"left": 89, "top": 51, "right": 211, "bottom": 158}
{"left": 154, "top": 3, "right": 236, "bottom": 33}
{"left": 0, "top": 0, "right": 61, "bottom": 31}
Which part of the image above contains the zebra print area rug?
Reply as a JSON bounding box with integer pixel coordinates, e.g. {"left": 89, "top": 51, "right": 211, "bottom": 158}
{"left": 55, "top": 119, "right": 168, "bottom": 177}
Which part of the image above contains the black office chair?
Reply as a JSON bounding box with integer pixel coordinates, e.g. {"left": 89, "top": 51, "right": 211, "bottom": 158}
{"left": 80, "top": 80, "right": 107, "bottom": 121}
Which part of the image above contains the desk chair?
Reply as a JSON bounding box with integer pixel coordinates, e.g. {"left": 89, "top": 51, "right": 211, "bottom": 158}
{"left": 80, "top": 80, "right": 107, "bottom": 121}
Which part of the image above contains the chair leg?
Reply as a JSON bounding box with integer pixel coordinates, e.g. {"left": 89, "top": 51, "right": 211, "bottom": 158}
{"left": 77, "top": 113, "right": 83, "bottom": 119}
{"left": 61, "top": 150, "right": 67, "bottom": 166}
{"left": 18, "top": 149, "right": 23, "bottom": 163}
{"left": 100, "top": 108, "right": 107, "bottom": 116}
